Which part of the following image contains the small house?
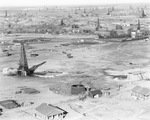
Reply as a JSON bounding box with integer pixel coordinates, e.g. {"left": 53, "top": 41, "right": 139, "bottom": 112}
{"left": 0, "top": 100, "right": 20, "bottom": 109}
{"left": 103, "top": 91, "right": 110, "bottom": 97}
{"left": 0, "top": 108, "right": 3, "bottom": 115}
{"left": 131, "top": 32, "right": 136, "bottom": 38}
{"left": 20, "top": 87, "right": 40, "bottom": 94}
{"left": 88, "top": 89, "right": 102, "bottom": 98}
{"left": 71, "top": 84, "right": 86, "bottom": 95}
{"left": 35, "top": 103, "right": 67, "bottom": 120}
{"left": 131, "top": 85, "right": 142, "bottom": 96}
{"left": 72, "top": 24, "right": 79, "bottom": 29}
{"left": 131, "top": 86, "right": 150, "bottom": 100}
{"left": 30, "top": 53, "right": 39, "bottom": 57}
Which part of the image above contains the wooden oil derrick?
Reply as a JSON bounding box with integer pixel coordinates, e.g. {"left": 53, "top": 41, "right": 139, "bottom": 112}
{"left": 5, "top": 11, "right": 7, "bottom": 17}
{"left": 112, "top": 6, "right": 114, "bottom": 11}
{"left": 137, "top": 19, "right": 140, "bottom": 30}
{"left": 17, "top": 42, "right": 46, "bottom": 76}
{"left": 129, "top": 6, "right": 133, "bottom": 10}
{"left": 96, "top": 18, "right": 100, "bottom": 31}
{"left": 107, "top": 8, "right": 110, "bottom": 15}
{"left": 60, "top": 19, "right": 65, "bottom": 26}
{"left": 18, "top": 42, "right": 29, "bottom": 76}
{"left": 141, "top": 8, "right": 146, "bottom": 18}
{"left": 84, "top": 8, "right": 86, "bottom": 13}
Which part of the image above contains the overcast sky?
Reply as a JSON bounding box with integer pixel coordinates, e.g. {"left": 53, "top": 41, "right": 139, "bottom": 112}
{"left": 0, "top": 0, "right": 149, "bottom": 7}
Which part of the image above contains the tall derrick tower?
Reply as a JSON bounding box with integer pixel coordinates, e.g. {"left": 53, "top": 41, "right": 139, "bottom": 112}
{"left": 18, "top": 42, "right": 29, "bottom": 76}
{"left": 137, "top": 19, "right": 140, "bottom": 30}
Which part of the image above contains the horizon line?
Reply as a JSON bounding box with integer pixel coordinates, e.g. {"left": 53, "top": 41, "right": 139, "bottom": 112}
{"left": 0, "top": 2, "right": 149, "bottom": 8}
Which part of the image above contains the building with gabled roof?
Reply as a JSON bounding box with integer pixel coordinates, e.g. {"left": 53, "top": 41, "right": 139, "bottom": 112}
{"left": 88, "top": 89, "right": 102, "bottom": 98}
{"left": 34, "top": 103, "right": 67, "bottom": 120}
{"left": 132, "top": 85, "right": 142, "bottom": 93}
{"left": 131, "top": 86, "right": 150, "bottom": 100}
{"left": 139, "top": 87, "right": 150, "bottom": 97}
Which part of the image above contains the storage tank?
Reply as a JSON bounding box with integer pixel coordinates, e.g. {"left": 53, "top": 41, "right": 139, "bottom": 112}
{"left": 71, "top": 84, "right": 86, "bottom": 95}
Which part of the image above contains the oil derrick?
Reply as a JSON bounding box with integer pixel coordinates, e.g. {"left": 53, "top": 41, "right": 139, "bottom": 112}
{"left": 5, "top": 11, "right": 7, "bottom": 18}
{"left": 129, "top": 6, "right": 133, "bottom": 10}
{"left": 84, "top": 8, "right": 86, "bottom": 13}
{"left": 112, "top": 6, "right": 114, "bottom": 11}
{"left": 18, "top": 42, "right": 29, "bottom": 76}
{"left": 60, "top": 19, "right": 65, "bottom": 26}
{"left": 107, "top": 8, "right": 110, "bottom": 15}
{"left": 137, "top": 19, "right": 140, "bottom": 30}
{"left": 141, "top": 8, "right": 146, "bottom": 17}
{"left": 17, "top": 42, "right": 46, "bottom": 76}
{"left": 96, "top": 18, "right": 100, "bottom": 31}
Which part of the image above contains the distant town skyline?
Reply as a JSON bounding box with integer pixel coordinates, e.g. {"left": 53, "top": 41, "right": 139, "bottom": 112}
{"left": 0, "top": 0, "right": 149, "bottom": 7}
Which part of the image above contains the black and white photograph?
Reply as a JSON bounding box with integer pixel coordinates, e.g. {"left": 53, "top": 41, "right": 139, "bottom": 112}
{"left": 0, "top": 0, "right": 150, "bottom": 120}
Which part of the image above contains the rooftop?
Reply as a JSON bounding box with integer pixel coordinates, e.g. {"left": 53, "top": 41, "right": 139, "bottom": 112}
{"left": 0, "top": 100, "right": 20, "bottom": 109}
{"left": 132, "top": 86, "right": 142, "bottom": 93}
{"left": 90, "top": 89, "right": 102, "bottom": 96}
{"left": 21, "top": 87, "right": 40, "bottom": 94}
{"left": 35, "top": 103, "right": 65, "bottom": 116}
{"left": 132, "top": 86, "right": 150, "bottom": 96}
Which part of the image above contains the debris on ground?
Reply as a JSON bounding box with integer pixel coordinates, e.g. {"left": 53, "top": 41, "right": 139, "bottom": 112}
{"left": 30, "top": 53, "right": 39, "bottom": 57}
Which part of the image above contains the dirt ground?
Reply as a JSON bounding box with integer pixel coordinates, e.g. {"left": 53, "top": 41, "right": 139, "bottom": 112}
{"left": 0, "top": 33, "right": 150, "bottom": 120}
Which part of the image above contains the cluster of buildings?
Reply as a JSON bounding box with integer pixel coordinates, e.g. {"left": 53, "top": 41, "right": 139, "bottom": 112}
{"left": 32, "top": 84, "right": 150, "bottom": 120}
{"left": 33, "top": 84, "right": 103, "bottom": 120}
{"left": 0, "top": 84, "right": 149, "bottom": 120}
{"left": 71, "top": 84, "right": 105, "bottom": 98}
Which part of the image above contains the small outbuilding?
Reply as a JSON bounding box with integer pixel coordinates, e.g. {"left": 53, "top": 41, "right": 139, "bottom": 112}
{"left": 20, "top": 87, "right": 40, "bottom": 94}
{"left": 67, "top": 53, "right": 73, "bottom": 58}
{"left": 116, "top": 24, "right": 123, "bottom": 30}
{"left": 88, "top": 89, "right": 102, "bottom": 98}
{"left": 35, "top": 103, "right": 67, "bottom": 120}
{"left": 131, "top": 86, "right": 150, "bottom": 100}
{"left": 0, "top": 100, "right": 20, "bottom": 109}
{"left": 30, "top": 53, "right": 39, "bottom": 57}
{"left": 71, "top": 84, "right": 86, "bottom": 95}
